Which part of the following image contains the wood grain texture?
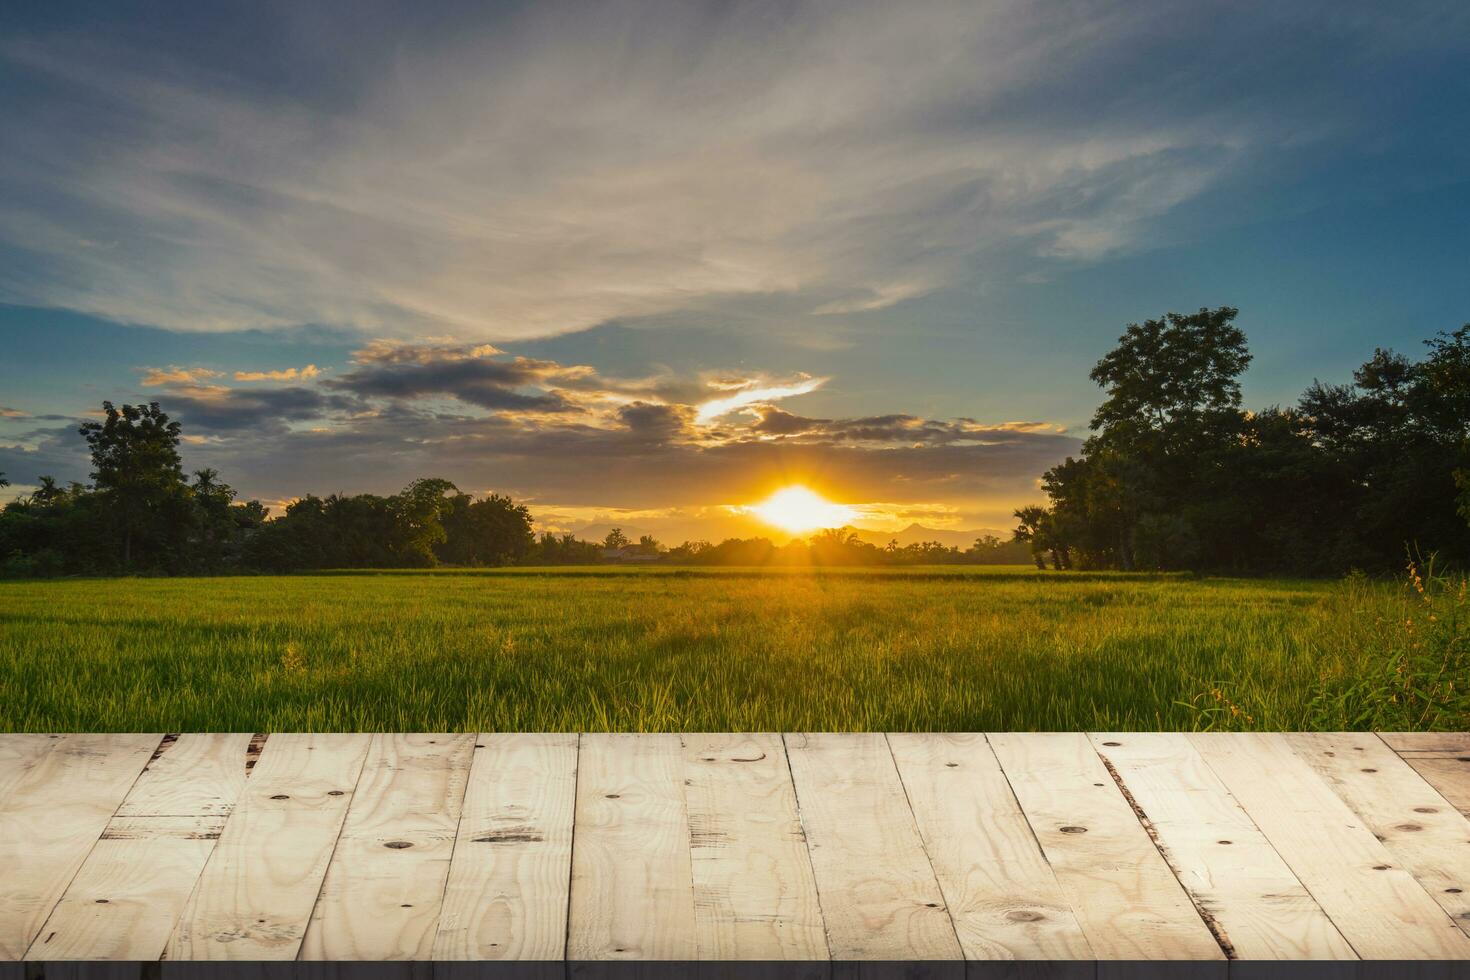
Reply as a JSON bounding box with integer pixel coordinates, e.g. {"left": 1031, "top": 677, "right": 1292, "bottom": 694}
{"left": 27, "top": 733, "right": 254, "bottom": 960}
{"left": 301, "top": 733, "right": 476, "bottom": 959}
{"left": 784, "top": 732, "right": 961, "bottom": 961}
{"left": 567, "top": 733, "right": 698, "bottom": 960}
{"left": 1380, "top": 733, "right": 1470, "bottom": 756}
{"left": 987, "top": 733, "right": 1222, "bottom": 961}
{"left": 1290, "top": 731, "right": 1470, "bottom": 936}
{"left": 3, "top": 732, "right": 1470, "bottom": 966}
{"left": 682, "top": 733, "right": 828, "bottom": 963}
{"left": 0, "top": 733, "right": 160, "bottom": 960}
{"left": 888, "top": 733, "right": 1093, "bottom": 960}
{"left": 0, "top": 734, "right": 62, "bottom": 800}
{"left": 165, "top": 733, "right": 372, "bottom": 961}
{"left": 1398, "top": 755, "right": 1470, "bottom": 819}
{"left": 1191, "top": 732, "right": 1470, "bottom": 959}
{"left": 433, "top": 733, "right": 579, "bottom": 960}
{"left": 1387, "top": 734, "right": 1470, "bottom": 820}
{"left": 1089, "top": 733, "right": 1353, "bottom": 960}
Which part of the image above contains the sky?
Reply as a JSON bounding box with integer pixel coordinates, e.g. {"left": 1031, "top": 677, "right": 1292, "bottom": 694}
{"left": 1, "top": 0, "right": 1468, "bottom": 541}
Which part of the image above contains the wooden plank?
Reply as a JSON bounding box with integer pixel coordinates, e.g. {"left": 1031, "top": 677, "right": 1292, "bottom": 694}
{"left": 681, "top": 733, "right": 828, "bottom": 963}
{"left": 1387, "top": 731, "right": 1470, "bottom": 819}
{"left": 1398, "top": 755, "right": 1470, "bottom": 818}
{"left": 1380, "top": 733, "right": 1470, "bottom": 756}
{"left": 300, "top": 733, "right": 476, "bottom": 959}
{"left": 1089, "top": 733, "right": 1354, "bottom": 960}
{"left": 0, "top": 733, "right": 160, "bottom": 960}
{"left": 887, "top": 733, "right": 1093, "bottom": 960}
{"left": 783, "top": 732, "right": 961, "bottom": 961}
{"left": 27, "top": 733, "right": 254, "bottom": 960}
{"left": 1290, "top": 731, "right": 1470, "bottom": 936}
{"left": 567, "top": 733, "right": 698, "bottom": 960}
{"left": 1191, "top": 732, "right": 1470, "bottom": 959}
{"left": 165, "top": 733, "right": 372, "bottom": 960}
{"left": 433, "top": 733, "right": 579, "bottom": 960}
{"left": 0, "top": 734, "right": 63, "bottom": 800}
{"left": 987, "top": 732, "right": 1222, "bottom": 960}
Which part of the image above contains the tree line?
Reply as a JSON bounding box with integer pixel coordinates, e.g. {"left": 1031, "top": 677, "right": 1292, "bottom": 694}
{"left": 1015, "top": 308, "right": 1470, "bottom": 573}
{"left": 4, "top": 308, "right": 1466, "bottom": 577}
{"left": 0, "top": 402, "right": 1025, "bottom": 576}
{"left": 0, "top": 402, "right": 536, "bottom": 577}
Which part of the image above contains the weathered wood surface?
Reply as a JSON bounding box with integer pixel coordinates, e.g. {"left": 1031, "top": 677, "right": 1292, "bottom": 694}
{"left": 4, "top": 732, "right": 1470, "bottom": 964}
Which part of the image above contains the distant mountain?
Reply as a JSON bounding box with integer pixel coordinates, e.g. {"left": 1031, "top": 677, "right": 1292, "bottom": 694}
{"left": 848, "top": 524, "right": 1011, "bottom": 550}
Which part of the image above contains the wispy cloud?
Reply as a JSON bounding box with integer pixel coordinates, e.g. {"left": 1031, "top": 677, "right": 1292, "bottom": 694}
{"left": 694, "top": 375, "right": 826, "bottom": 422}
{"left": 3, "top": 1, "right": 1438, "bottom": 340}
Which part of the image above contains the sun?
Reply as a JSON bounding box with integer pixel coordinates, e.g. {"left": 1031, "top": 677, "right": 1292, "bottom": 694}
{"left": 746, "top": 486, "right": 858, "bottom": 534}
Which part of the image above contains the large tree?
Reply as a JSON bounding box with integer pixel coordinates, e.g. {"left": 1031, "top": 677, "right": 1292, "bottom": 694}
{"left": 1040, "top": 307, "right": 1252, "bottom": 570}
{"left": 1299, "top": 325, "right": 1470, "bottom": 566}
{"left": 79, "top": 401, "right": 189, "bottom": 569}
{"left": 438, "top": 491, "right": 534, "bottom": 566}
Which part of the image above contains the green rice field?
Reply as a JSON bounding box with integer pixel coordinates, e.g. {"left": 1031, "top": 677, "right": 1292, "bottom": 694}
{"left": 0, "top": 566, "right": 1462, "bottom": 732}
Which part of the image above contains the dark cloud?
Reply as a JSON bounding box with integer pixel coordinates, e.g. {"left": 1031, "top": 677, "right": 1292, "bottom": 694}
{"left": 328, "top": 357, "right": 574, "bottom": 412}
{"left": 617, "top": 401, "right": 696, "bottom": 447}
{"left": 747, "top": 407, "right": 1065, "bottom": 446}
{"left": 0, "top": 423, "right": 89, "bottom": 486}
{"left": 749, "top": 407, "right": 825, "bottom": 436}
{"left": 166, "top": 386, "right": 357, "bottom": 433}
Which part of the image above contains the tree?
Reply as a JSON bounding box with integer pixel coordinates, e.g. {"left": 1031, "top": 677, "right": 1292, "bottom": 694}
{"left": 602, "top": 527, "right": 630, "bottom": 550}
{"left": 1089, "top": 306, "right": 1250, "bottom": 457}
{"left": 1458, "top": 463, "right": 1470, "bottom": 531}
{"left": 1012, "top": 506, "right": 1053, "bottom": 569}
{"left": 392, "top": 478, "right": 459, "bottom": 566}
{"left": 1298, "top": 325, "right": 1470, "bottom": 568}
{"left": 438, "top": 492, "right": 534, "bottom": 566}
{"left": 1035, "top": 308, "right": 1254, "bottom": 571}
{"left": 78, "top": 401, "right": 189, "bottom": 570}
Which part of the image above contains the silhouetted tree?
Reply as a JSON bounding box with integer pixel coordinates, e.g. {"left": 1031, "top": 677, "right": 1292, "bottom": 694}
{"left": 79, "top": 401, "right": 190, "bottom": 570}
{"left": 438, "top": 492, "right": 534, "bottom": 566}
{"left": 602, "top": 527, "right": 630, "bottom": 550}
{"left": 1299, "top": 325, "right": 1470, "bottom": 567}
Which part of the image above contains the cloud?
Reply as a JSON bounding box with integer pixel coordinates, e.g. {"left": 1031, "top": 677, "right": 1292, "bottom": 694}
{"left": 140, "top": 366, "right": 223, "bottom": 387}
{"left": 165, "top": 386, "right": 357, "bottom": 434}
{"left": 351, "top": 341, "right": 505, "bottom": 366}
{"left": 234, "top": 364, "right": 321, "bottom": 382}
{"left": 89, "top": 338, "right": 1080, "bottom": 525}
{"left": 694, "top": 375, "right": 826, "bottom": 422}
{"left": 745, "top": 407, "right": 1065, "bottom": 445}
{"left": 3, "top": 1, "right": 1441, "bottom": 339}
{"left": 326, "top": 347, "right": 577, "bottom": 413}
{"left": 0, "top": 407, "right": 27, "bottom": 418}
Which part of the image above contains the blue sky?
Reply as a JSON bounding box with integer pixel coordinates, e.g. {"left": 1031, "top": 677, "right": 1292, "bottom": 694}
{"left": 2, "top": 0, "right": 1467, "bottom": 539}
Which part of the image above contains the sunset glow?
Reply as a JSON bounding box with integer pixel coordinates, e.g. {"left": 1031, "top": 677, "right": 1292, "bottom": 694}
{"left": 745, "top": 486, "right": 858, "bottom": 534}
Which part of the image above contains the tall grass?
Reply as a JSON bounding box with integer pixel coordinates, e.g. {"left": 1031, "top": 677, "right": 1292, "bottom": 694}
{"left": 0, "top": 565, "right": 1461, "bottom": 732}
